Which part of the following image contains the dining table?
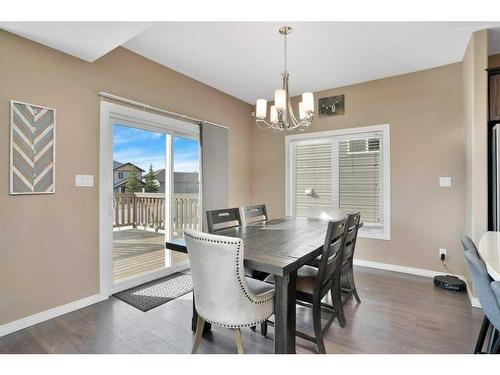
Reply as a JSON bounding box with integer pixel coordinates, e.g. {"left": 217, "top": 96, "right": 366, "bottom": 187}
{"left": 478, "top": 231, "right": 500, "bottom": 280}
{"left": 165, "top": 214, "right": 357, "bottom": 354}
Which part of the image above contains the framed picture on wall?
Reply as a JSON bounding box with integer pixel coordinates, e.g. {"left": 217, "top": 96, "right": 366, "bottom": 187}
{"left": 9, "top": 100, "right": 56, "bottom": 195}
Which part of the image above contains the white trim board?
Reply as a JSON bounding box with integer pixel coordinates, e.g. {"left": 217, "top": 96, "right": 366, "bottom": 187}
{"left": 0, "top": 293, "right": 107, "bottom": 338}
{"left": 354, "top": 258, "right": 481, "bottom": 308}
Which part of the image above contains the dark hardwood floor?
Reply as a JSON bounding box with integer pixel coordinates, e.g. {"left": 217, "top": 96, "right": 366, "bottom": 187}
{"left": 0, "top": 266, "right": 484, "bottom": 354}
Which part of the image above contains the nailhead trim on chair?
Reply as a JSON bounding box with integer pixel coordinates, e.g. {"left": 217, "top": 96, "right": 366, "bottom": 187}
{"left": 235, "top": 242, "right": 274, "bottom": 305}
{"left": 198, "top": 313, "right": 271, "bottom": 329}
{"left": 184, "top": 232, "right": 274, "bottom": 306}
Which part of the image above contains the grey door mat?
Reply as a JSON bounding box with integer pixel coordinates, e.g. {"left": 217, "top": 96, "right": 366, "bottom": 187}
{"left": 113, "top": 273, "right": 193, "bottom": 312}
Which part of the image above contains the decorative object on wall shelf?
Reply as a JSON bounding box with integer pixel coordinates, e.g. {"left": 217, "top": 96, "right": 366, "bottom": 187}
{"left": 318, "top": 95, "right": 345, "bottom": 117}
{"left": 9, "top": 100, "right": 56, "bottom": 195}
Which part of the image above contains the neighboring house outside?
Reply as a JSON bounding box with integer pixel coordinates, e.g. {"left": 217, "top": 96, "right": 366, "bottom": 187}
{"left": 154, "top": 169, "right": 199, "bottom": 194}
{"left": 113, "top": 161, "right": 146, "bottom": 193}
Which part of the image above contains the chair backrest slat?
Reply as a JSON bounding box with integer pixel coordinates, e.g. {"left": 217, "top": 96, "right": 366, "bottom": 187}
{"left": 242, "top": 204, "right": 268, "bottom": 225}
{"left": 315, "top": 217, "right": 348, "bottom": 297}
{"left": 341, "top": 212, "right": 361, "bottom": 265}
{"left": 206, "top": 208, "right": 242, "bottom": 233}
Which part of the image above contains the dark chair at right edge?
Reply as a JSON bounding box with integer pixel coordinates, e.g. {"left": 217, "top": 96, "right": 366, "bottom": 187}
{"left": 461, "top": 236, "right": 500, "bottom": 354}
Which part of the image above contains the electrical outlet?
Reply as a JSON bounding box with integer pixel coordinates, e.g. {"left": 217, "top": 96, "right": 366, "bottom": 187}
{"left": 439, "top": 248, "right": 447, "bottom": 260}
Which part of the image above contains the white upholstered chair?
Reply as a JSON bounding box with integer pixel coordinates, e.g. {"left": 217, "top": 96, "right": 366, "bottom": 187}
{"left": 184, "top": 229, "right": 275, "bottom": 354}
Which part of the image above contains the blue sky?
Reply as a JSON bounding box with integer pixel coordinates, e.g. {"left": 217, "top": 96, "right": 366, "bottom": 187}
{"left": 113, "top": 124, "right": 199, "bottom": 172}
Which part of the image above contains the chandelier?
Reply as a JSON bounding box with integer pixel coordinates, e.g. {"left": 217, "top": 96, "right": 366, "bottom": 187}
{"left": 255, "top": 26, "right": 314, "bottom": 131}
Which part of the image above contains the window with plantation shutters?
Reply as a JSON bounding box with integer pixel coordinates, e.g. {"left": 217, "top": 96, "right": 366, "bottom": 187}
{"left": 286, "top": 125, "right": 390, "bottom": 240}
{"left": 292, "top": 140, "right": 333, "bottom": 217}
{"left": 338, "top": 136, "right": 382, "bottom": 227}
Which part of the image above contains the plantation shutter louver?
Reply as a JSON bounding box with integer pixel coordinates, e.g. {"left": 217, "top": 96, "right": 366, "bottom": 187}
{"left": 293, "top": 140, "right": 332, "bottom": 217}
{"left": 338, "top": 135, "right": 383, "bottom": 227}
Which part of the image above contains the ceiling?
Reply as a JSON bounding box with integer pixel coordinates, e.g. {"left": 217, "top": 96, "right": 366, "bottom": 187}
{"left": 0, "top": 22, "right": 153, "bottom": 62}
{"left": 2, "top": 22, "right": 500, "bottom": 103}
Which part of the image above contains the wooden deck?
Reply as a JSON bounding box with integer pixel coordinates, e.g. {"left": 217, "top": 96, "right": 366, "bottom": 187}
{"left": 113, "top": 229, "right": 188, "bottom": 283}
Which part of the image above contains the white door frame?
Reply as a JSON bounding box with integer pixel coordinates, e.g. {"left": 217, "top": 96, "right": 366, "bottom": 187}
{"left": 99, "top": 101, "right": 199, "bottom": 296}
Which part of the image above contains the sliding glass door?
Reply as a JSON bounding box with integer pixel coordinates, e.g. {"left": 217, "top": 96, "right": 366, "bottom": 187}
{"left": 171, "top": 136, "right": 200, "bottom": 266}
{"left": 112, "top": 123, "right": 169, "bottom": 284}
{"left": 101, "top": 102, "right": 200, "bottom": 293}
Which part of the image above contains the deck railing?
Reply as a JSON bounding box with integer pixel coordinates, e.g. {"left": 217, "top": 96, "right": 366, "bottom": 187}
{"left": 114, "top": 192, "right": 199, "bottom": 235}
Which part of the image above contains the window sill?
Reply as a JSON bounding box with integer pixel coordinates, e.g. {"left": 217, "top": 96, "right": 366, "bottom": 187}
{"left": 358, "top": 226, "right": 390, "bottom": 241}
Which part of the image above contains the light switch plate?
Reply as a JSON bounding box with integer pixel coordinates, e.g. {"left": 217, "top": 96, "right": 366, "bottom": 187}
{"left": 75, "top": 175, "right": 94, "bottom": 187}
{"left": 439, "top": 176, "right": 451, "bottom": 187}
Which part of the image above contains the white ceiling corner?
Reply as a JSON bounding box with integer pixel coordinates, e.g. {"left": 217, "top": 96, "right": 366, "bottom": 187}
{"left": 0, "top": 21, "right": 154, "bottom": 62}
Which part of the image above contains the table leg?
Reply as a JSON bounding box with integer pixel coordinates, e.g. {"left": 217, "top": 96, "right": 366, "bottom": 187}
{"left": 273, "top": 271, "right": 297, "bottom": 354}
{"left": 192, "top": 296, "right": 211, "bottom": 334}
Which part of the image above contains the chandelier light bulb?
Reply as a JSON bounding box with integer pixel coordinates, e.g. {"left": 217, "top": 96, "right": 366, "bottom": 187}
{"left": 299, "top": 102, "right": 306, "bottom": 120}
{"left": 275, "top": 89, "right": 286, "bottom": 110}
{"left": 302, "top": 92, "right": 314, "bottom": 113}
{"left": 270, "top": 105, "right": 278, "bottom": 123}
{"left": 256, "top": 99, "right": 267, "bottom": 119}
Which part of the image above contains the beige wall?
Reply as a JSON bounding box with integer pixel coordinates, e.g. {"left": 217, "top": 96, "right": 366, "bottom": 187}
{"left": 0, "top": 30, "right": 254, "bottom": 325}
{"left": 251, "top": 63, "right": 467, "bottom": 277}
{"left": 462, "top": 30, "right": 488, "bottom": 249}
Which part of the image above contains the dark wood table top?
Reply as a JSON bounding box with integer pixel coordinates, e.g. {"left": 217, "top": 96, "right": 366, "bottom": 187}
{"left": 166, "top": 217, "right": 336, "bottom": 276}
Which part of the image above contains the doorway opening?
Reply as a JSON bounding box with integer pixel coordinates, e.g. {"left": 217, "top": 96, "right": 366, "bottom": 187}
{"left": 100, "top": 101, "right": 200, "bottom": 295}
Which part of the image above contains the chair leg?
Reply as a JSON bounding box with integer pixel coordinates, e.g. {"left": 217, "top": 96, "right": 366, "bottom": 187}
{"left": 487, "top": 327, "right": 498, "bottom": 353}
{"left": 191, "top": 316, "right": 206, "bottom": 354}
{"left": 491, "top": 334, "right": 500, "bottom": 354}
{"left": 332, "top": 278, "right": 346, "bottom": 328}
{"left": 312, "top": 299, "right": 326, "bottom": 354}
{"left": 260, "top": 321, "right": 268, "bottom": 337}
{"left": 348, "top": 268, "right": 361, "bottom": 304}
{"left": 474, "top": 316, "right": 490, "bottom": 354}
{"left": 234, "top": 328, "right": 245, "bottom": 354}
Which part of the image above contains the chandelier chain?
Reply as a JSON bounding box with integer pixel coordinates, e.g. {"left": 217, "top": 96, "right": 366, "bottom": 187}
{"left": 283, "top": 33, "right": 287, "bottom": 73}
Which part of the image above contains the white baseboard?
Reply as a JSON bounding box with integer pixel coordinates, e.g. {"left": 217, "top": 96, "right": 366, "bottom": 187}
{"left": 353, "top": 258, "right": 481, "bottom": 309}
{"left": 0, "top": 293, "right": 108, "bottom": 338}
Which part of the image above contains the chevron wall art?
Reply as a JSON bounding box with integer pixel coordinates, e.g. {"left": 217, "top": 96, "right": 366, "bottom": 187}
{"left": 10, "top": 101, "right": 56, "bottom": 195}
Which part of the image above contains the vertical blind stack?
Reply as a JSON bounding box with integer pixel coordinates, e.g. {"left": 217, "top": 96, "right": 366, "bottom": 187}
{"left": 201, "top": 123, "right": 229, "bottom": 231}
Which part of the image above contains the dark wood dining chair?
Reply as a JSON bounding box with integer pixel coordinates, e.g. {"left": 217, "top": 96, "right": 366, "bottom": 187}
{"left": 338, "top": 212, "right": 362, "bottom": 325}
{"left": 242, "top": 204, "right": 268, "bottom": 225}
{"left": 265, "top": 217, "right": 348, "bottom": 353}
{"left": 242, "top": 204, "right": 270, "bottom": 284}
{"left": 206, "top": 207, "right": 242, "bottom": 234}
